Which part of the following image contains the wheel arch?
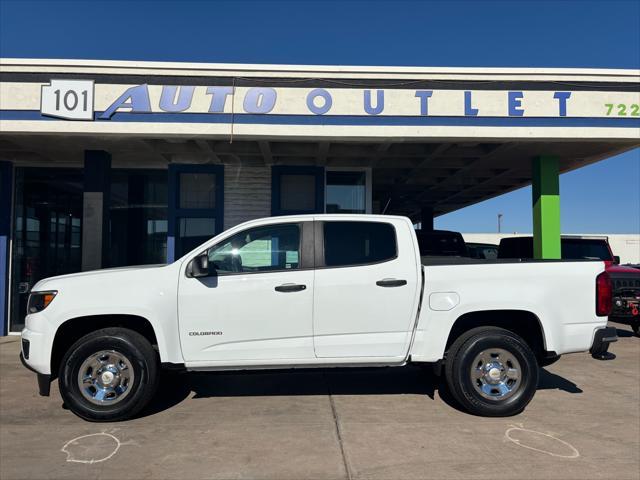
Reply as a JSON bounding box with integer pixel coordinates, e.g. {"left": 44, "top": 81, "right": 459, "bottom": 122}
{"left": 445, "top": 309, "right": 549, "bottom": 360}
{"left": 50, "top": 314, "right": 161, "bottom": 377}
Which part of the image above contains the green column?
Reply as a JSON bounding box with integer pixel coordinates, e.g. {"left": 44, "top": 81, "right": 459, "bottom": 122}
{"left": 532, "top": 155, "right": 561, "bottom": 259}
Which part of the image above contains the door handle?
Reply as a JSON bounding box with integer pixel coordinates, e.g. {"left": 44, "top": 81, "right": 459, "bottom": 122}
{"left": 376, "top": 279, "right": 407, "bottom": 287}
{"left": 275, "top": 283, "right": 307, "bottom": 293}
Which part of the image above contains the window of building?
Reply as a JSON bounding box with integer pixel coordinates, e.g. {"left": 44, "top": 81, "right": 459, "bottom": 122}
{"left": 109, "top": 170, "right": 168, "bottom": 267}
{"left": 271, "top": 166, "right": 323, "bottom": 216}
{"left": 179, "top": 173, "right": 217, "bottom": 209}
{"left": 10, "top": 168, "right": 83, "bottom": 332}
{"left": 179, "top": 217, "right": 217, "bottom": 253}
{"left": 323, "top": 221, "right": 396, "bottom": 267}
{"left": 280, "top": 174, "right": 316, "bottom": 211}
{"left": 207, "top": 223, "right": 300, "bottom": 274}
{"left": 326, "top": 171, "right": 366, "bottom": 214}
{"left": 169, "top": 164, "right": 224, "bottom": 261}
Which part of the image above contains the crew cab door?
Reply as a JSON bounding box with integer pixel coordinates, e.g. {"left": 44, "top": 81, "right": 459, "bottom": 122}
{"left": 312, "top": 218, "right": 421, "bottom": 359}
{"left": 178, "top": 221, "right": 315, "bottom": 363}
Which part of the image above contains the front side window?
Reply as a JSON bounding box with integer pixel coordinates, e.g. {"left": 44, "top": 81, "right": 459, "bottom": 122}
{"left": 207, "top": 223, "right": 300, "bottom": 274}
{"left": 324, "top": 221, "right": 396, "bottom": 267}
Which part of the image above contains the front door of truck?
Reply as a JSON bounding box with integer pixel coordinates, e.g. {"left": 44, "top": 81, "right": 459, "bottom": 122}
{"left": 313, "top": 218, "right": 420, "bottom": 359}
{"left": 178, "top": 221, "right": 315, "bottom": 363}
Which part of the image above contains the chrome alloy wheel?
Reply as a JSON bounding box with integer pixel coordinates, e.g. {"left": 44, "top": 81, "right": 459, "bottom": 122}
{"left": 470, "top": 348, "right": 521, "bottom": 400}
{"left": 77, "top": 350, "right": 135, "bottom": 405}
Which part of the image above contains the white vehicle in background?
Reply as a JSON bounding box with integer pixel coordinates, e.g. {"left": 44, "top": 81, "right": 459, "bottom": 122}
{"left": 20, "top": 214, "right": 617, "bottom": 421}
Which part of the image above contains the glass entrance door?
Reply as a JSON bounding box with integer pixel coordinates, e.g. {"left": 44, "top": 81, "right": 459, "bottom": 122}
{"left": 168, "top": 164, "right": 224, "bottom": 261}
{"left": 10, "top": 168, "right": 83, "bottom": 332}
{"left": 109, "top": 169, "right": 168, "bottom": 267}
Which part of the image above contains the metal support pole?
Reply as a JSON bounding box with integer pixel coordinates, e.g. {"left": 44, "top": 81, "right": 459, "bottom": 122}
{"left": 421, "top": 206, "right": 434, "bottom": 231}
{"left": 82, "top": 150, "right": 111, "bottom": 271}
{"left": 532, "top": 155, "right": 561, "bottom": 259}
{"left": 0, "top": 161, "right": 12, "bottom": 335}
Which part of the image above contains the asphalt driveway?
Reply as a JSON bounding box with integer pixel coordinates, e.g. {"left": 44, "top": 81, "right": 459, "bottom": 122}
{"left": 1, "top": 321, "right": 638, "bottom": 480}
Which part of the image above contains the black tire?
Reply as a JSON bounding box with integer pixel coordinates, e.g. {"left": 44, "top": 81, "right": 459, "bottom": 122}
{"left": 58, "top": 327, "right": 159, "bottom": 422}
{"left": 632, "top": 322, "right": 640, "bottom": 337}
{"left": 444, "top": 326, "right": 539, "bottom": 417}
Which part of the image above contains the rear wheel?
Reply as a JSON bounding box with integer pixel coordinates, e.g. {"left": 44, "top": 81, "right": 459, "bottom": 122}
{"left": 444, "top": 327, "right": 539, "bottom": 417}
{"left": 58, "top": 327, "right": 159, "bottom": 422}
{"left": 632, "top": 322, "right": 640, "bottom": 337}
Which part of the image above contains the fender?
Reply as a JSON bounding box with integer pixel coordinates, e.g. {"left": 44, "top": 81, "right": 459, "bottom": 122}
{"left": 50, "top": 307, "right": 178, "bottom": 364}
{"left": 410, "top": 304, "right": 553, "bottom": 363}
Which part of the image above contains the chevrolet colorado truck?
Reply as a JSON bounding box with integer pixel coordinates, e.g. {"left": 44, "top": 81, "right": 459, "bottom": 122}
{"left": 21, "top": 215, "right": 616, "bottom": 422}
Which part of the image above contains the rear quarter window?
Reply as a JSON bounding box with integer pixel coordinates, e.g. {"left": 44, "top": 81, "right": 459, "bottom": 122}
{"left": 323, "top": 221, "right": 397, "bottom": 267}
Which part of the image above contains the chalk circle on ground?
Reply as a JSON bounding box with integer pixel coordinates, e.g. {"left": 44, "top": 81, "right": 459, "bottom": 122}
{"left": 505, "top": 426, "right": 580, "bottom": 459}
{"left": 61, "top": 432, "right": 121, "bottom": 464}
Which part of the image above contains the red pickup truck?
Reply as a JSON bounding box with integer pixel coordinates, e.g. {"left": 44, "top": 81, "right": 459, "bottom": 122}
{"left": 499, "top": 236, "right": 640, "bottom": 335}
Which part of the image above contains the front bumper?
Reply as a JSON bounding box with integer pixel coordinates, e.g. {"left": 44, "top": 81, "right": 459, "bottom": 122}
{"left": 20, "top": 309, "right": 56, "bottom": 375}
{"left": 589, "top": 326, "right": 618, "bottom": 360}
{"left": 21, "top": 319, "right": 55, "bottom": 396}
{"left": 19, "top": 351, "right": 51, "bottom": 396}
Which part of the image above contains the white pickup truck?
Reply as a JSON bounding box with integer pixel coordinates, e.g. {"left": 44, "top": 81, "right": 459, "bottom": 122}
{"left": 20, "top": 214, "right": 617, "bottom": 421}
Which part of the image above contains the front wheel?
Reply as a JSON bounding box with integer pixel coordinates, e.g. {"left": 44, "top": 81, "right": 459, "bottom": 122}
{"left": 59, "top": 327, "right": 159, "bottom": 422}
{"left": 444, "top": 327, "right": 539, "bottom": 417}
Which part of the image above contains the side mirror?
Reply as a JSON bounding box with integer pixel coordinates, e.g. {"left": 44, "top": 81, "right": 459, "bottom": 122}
{"left": 613, "top": 255, "right": 620, "bottom": 265}
{"left": 189, "top": 253, "right": 210, "bottom": 278}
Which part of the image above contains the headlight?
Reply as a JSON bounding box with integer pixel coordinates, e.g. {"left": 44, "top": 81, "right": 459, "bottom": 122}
{"left": 27, "top": 291, "right": 57, "bottom": 314}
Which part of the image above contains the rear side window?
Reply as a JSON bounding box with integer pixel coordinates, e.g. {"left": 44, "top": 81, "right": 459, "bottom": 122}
{"left": 323, "top": 221, "right": 396, "bottom": 267}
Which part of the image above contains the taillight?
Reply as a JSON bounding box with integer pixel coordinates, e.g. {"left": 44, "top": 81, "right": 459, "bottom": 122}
{"left": 596, "top": 272, "right": 612, "bottom": 316}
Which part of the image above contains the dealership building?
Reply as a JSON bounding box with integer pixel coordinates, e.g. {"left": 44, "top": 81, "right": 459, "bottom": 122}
{"left": 0, "top": 58, "right": 639, "bottom": 334}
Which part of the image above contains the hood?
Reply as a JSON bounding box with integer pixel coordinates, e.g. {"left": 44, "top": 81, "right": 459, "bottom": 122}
{"left": 32, "top": 264, "right": 167, "bottom": 291}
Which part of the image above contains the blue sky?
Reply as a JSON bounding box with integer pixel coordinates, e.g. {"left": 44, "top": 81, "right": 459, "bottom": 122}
{"left": 1, "top": 0, "right": 639, "bottom": 233}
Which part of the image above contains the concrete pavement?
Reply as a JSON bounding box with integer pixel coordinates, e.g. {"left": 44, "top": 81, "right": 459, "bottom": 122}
{"left": 1, "top": 322, "right": 638, "bottom": 480}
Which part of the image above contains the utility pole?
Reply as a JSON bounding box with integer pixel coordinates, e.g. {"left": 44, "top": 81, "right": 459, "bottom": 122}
{"left": 497, "top": 213, "right": 503, "bottom": 233}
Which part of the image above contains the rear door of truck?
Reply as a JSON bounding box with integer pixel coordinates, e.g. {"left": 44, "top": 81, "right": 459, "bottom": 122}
{"left": 312, "top": 216, "right": 421, "bottom": 359}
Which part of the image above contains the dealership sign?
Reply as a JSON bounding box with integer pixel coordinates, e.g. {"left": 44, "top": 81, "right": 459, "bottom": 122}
{"left": 38, "top": 79, "right": 640, "bottom": 121}
{"left": 41, "top": 80, "right": 95, "bottom": 120}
